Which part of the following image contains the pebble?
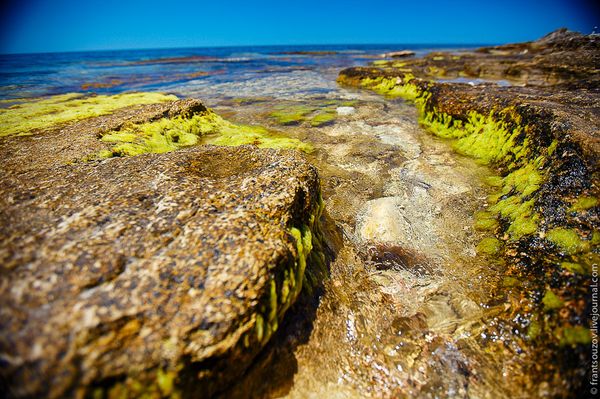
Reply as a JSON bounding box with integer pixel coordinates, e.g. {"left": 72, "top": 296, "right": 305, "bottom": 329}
{"left": 336, "top": 106, "right": 356, "bottom": 116}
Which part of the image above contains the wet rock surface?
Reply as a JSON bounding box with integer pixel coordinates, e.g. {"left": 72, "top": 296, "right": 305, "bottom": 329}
{"left": 0, "top": 101, "right": 324, "bottom": 397}
{"left": 338, "top": 29, "right": 599, "bottom": 396}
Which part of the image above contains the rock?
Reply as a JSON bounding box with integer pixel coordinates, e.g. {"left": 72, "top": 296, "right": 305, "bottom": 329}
{"left": 0, "top": 102, "right": 325, "bottom": 397}
{"left": 335, "top": 106, "right": 356, "bottom": 115}
{"left": 356, "top": 197, "right": 410, "bottom": 243}
{"left": 275, "top": 51, "right": 338, "bottom": 56}
{"left": 382, "top": 50, "right": 415, "bottom": 58}
{"left": 355, "top": 194, "right": 438, "bottom": 254}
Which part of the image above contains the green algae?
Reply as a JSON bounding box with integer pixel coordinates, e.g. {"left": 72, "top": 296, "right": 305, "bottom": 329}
{"left": 484, "top": 175, "right": 504, "bottom": 187}
{"left": 450, "top": 113, "right": 528, "bottom": 165}
{"left": 527, "top": 318, "right": 541, "bottom": 340}
{"left": 569, "top": 196, "right": 598, "bottom": 212}
{"left": 542, "top": 289, "right": 564, "bottom": 310}
{"left": 95, "top": 368, "right": 182, "bottom": 399}
{"left": 248, "top": 195, "right": 325, "bottom": 352}
{"left": 350, "top": 72, "right": 550, "bottom": 241}
{"left": 156, "top": 369, "right": 176, "bottom": 396}
{"left": 477, "top": 237, "right": 503, "bottom": 255}
{"left": 372, "top": 60, "right": 390, "bottom": 66}
{"left": 269, "top": 105, "right": 314, "bottom": 125}
{"left": 420, "top": 110, "right": 466, "bottom": 139}
{"left": 204, "top": 122, "right": 312, "bottom": 152}
{"left": 560, "top": 261, "right": 587, "bottom": 274}
{"left": 420, "top": 108, "right": 547, "bottom": 240}
{"left": 358, "top": 75, "right": 420, "bottom": 101}
{"left": 0, "top": 92, "right": 178, "bottom": 137}
{"left": 560, "top": 326, "right": 591, "bottom": 346}
{"left": 310, "top": 111, "right": 336, "bottom": 127}
{"left": 348, "top": 72, "right": 564, "bottom": 243}
{"left": 100, "top": 110, "right": 312, "bottom": 157}
{"left": 290, "top": 225, "right": 313, "bottom": 299}
{"left": 501, "top": 162, "right": 544, "bottom": 198}
{"left": 546, "top": 228, "right": 588, "bottom": 254}
{"left": 474, "top": 211, "right": 499, "bottom": 231}
{"left": 255, "top": 313, "right": 265, "bottom": 343}
{"left": 269, "top": 103, "right": 339, "bottom": 127}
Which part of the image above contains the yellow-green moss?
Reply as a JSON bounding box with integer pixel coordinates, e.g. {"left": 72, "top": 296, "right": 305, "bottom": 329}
{"left": 542, "top": 289, "right": 564, "bottom": 310}
{"left": 474, "top": 211, "right": 499, "bottom": 231}
{"left": 527, "top": 318, "right": 541, "bottom": 340}
{"left": 0, "top": 92, "right": 177, "bottom": 136}
{"left": 100, "top": 110, "right": 312, "bottom": 157}
{"left": 156, "top": 369, "right": 176, "bottom": 396}
{"left": 269, "top": 103, "right": 339, "bottom": 127}
{"left": 310, "top": 111, "right": 336, "bottom": 127}
{"left": 569, "top": 196, "right": 598, "bottom": 212}
{"left": 546, "top": 228, "right": 588, "bottom": 255}
{"left": 269, "top": 106, "right": 313, "bottom": 125}
{"left": 560, "top": 261, "right": 587, "bottom": 274}
{"left": 477, "top": 237, "right": 503, "bottom": 255}
{"left": 357, "top": 75, "right": 420, "bottom": 102}
{"left": 560, "top": 326, "right": 591, "bottom": 346}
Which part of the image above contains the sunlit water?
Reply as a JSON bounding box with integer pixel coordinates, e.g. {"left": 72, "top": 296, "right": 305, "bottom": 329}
{"left": 1, "top": 46, "right": 539, "bottom": 398}
{"left": 213, "top": 91, "right": 536, "bottom": 398}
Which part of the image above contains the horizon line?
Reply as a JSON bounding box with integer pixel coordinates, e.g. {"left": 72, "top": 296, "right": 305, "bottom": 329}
{"left": 0, "top": 41, "right": 500, "bottom": 57}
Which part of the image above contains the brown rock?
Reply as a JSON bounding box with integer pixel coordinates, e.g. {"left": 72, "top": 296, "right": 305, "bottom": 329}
{"left": 0, "top": 103, "right": 324, "bottom": 397}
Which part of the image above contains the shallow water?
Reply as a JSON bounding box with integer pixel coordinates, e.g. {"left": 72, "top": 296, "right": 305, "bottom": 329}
{"left": 212, "top": 89, "right": 539, "bottom": 397}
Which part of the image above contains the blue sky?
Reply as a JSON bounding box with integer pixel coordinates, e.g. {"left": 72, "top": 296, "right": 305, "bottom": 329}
{"left": 0, "top": 0, "right": 598, "bottom": 54}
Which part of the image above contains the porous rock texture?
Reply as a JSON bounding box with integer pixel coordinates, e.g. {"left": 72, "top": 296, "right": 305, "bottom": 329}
{"left": 0, "top": 100, "right": 323, "bottom": 398}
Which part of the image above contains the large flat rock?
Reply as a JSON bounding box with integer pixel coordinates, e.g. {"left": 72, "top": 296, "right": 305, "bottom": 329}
{"left": 0, "top": 144, "right": 322, "bottom": 398}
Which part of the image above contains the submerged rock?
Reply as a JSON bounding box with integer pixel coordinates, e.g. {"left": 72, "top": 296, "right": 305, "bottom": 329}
{"left": 335, "top": 106, "right": 356, "bottom": 116}
{"left": 0, "top": 97, "right": 325, "bottom": 397}
{"left": 382, "top": 50, "right": 415, "bottom": 58}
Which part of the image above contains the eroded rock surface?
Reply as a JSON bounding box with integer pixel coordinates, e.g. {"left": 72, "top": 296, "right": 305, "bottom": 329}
{"left": 0, "top": 99, "right": 324, "bottom": 398}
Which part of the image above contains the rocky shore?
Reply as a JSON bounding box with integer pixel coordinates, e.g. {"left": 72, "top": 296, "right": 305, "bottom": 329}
{"left": 339, "top": 29, "right": 598, "bottom": 395}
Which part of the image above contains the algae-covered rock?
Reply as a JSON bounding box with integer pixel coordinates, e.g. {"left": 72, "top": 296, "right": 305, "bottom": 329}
{"left": 0, "top": 145, "right": 324, "bottom": 398}
{"left": 0, "top": 92, "right": 178, "bottom": 137}
{"left": 0, "top": 94, "right": 324, "bottom": 397}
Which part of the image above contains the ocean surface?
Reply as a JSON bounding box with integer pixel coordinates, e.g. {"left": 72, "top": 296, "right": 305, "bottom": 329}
{"left": 0, "top": 44, "right": 482, "bottom": 102}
